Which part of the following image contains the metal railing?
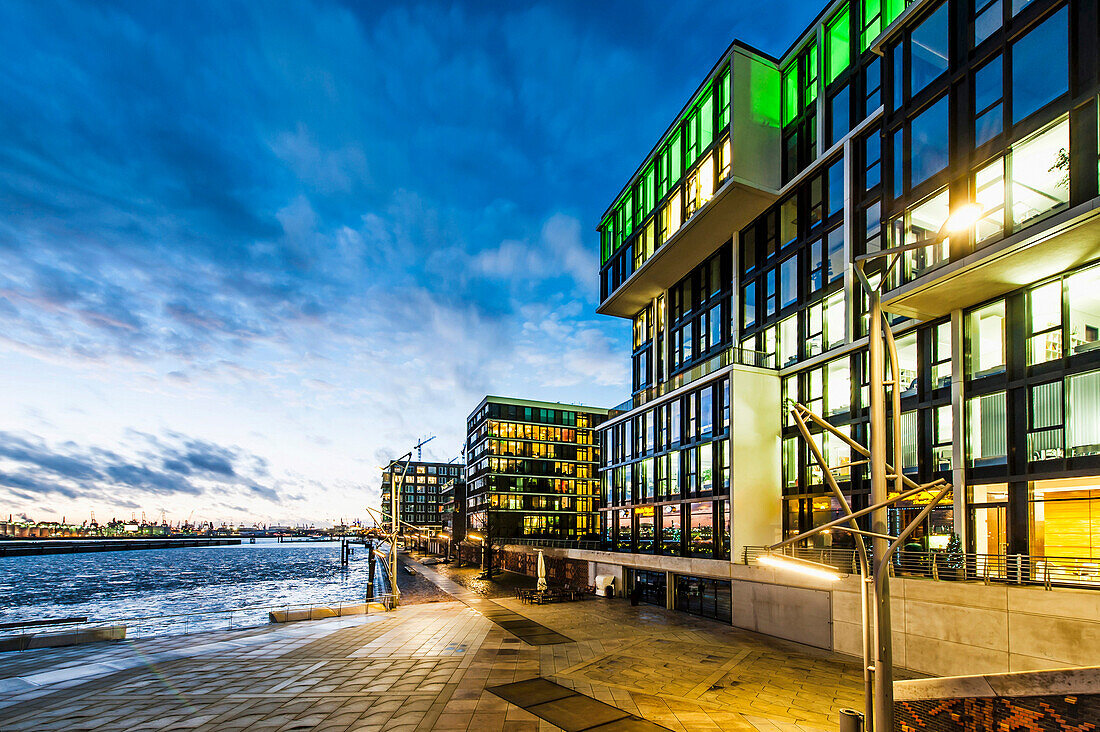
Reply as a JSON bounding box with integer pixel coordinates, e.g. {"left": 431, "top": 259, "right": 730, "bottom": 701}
{"left": 504, "top": 538, "right": 603, "bottom": 551}
{"left": 0, "top": 592, "right": 399, "bottom": 650}
{"left": 613, "top": 346, "right": 775, "bottom": 413}
{"left": 743, "top": 545, "right": 1100, "bottom": 589}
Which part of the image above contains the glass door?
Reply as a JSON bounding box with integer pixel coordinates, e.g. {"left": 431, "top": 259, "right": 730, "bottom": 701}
{"left": 970, "top": 503, "right": 1007, "bottom": 578}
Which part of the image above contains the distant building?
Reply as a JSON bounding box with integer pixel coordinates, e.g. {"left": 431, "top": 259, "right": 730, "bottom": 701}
{"left": 439, "top": 476, "right": 466, "bottom": 543}
{"left": 465, "top": 396, "right": 609, "bottom": 542}
{"left": 380, "top": 460, "right": 464, "bottom": 534}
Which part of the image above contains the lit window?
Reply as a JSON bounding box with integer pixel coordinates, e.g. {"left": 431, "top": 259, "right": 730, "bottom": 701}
{"left": 967, "top": 391, "right": 1007, "bottom": 466}
{"left": 892, "top": 188, "right": 950, "bottom": 282}
{"left": 1067, "top": 265, "right": 1100, "bottom": 355}
{"left": 967, "top": 300, "right": 1006, "bottom": 378}
{"left": 1010, "top": 119, "right": 1069, "bottom": 228}
{"left": 1067, "top": 370, "right": 1100, "bottom": 457}
{"left": 1027, "top": 281, "right": 1062, "bottom": 366}
{"left": 779, "top": 315, "right": 798, "bottom": 367}
{"left": 825, "top": 4, "right": 851, "bottom": 85}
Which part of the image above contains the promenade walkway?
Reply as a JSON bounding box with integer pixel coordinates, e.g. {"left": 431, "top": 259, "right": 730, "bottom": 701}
{"left": 0, "top": 559, "right": 863, "bottom": 731}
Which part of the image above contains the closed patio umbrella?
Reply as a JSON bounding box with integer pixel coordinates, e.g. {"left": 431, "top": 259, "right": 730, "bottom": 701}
{"left": 537, "top": 550, "right": 548, "bottom": 592}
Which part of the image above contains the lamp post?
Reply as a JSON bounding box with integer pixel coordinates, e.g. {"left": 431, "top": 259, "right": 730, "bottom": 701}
{"left": 766, "top": 203, "right": 980, "bottom": 732}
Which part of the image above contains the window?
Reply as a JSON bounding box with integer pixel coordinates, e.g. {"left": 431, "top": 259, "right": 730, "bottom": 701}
{"left": 974, "top": 0, "right": 1002, "bottom": 46}
{"left": 1067, "top": 370, "right": 1100, "bottom": 457}
{"left": 910, "top": 2, "right": 949, "bottom": 95}
{"left": 636, "top": 507, "right": 655, "bottom": 552}
{"left": 900, "top": 409, "right": 918, "bottom": 472}
{"left": 686, "top": 506, "right": 712, "bottom": 556}
{"left": 1011, "top": 7, "right": 1068, "bottom": 124}
{"left": 699, "top": 443, "right": 713, "bottom": 494}
{"left": 910, "top": 95, "right": 950, "bottom": 188}
{"left": 743, "top": 281, "right": 757, "bottom": 329}
{"left": 781, "top": 196, "right": 798, "bottom": 246}
{"left": 931, "top": 321, "right": 952, "bottom": 389}
{"left": 808, "top": 238, "right": 824, "bottom": 292}
{"left": 783, "top": 437, "right": 798, "bottom": 490}
{"left": 780, "top": 255, "right": 799, "bottom": 309}
{"left": 782, "top": 64, "right": 798, "bottom": 127}
{"left": 661, "top": 504, "right": 681, "bottom": 555}
{"left": 896, "top": 331, "right": 919, "bottom": 398}
{"left": 826, "top": 226, "right": 845, "bottom": 283}
{"left": 974, "top": 158, "right": 1006, "bottom": 242}
{"left": 1028, "top": 281, "right": 1063, "bottom": 366}
{"left": 933, "top": 404, "right": 953, "bottom": 470}
{"left": 1010, "top": 119, "right": 1070, "bottom": 228}
{"left": 864, "top": 57, "right": 882, "bottom": 115}
{"left": 766, "top": 268, "right": 777, "bottom": 317}
{"left": 894, "top": 188, "right": 950, "bottom": 282}
{"left": 967, "top": 391, "right": 1007, "bottom": 466}
{"left": 1028, "top": 380, "right": 1064, "bottom": 461}
{"left": 967, "top": 300, "right": 1006, "bottom": 378}
{"left": 974, "top": 56, "right": 1003, "bottom": 146}
{"left": 780, "top": 315, "right": 799, "bottom": 367}
{"left": 865, "top": 131, "right": 881, "bottom": 191}
{"left": 825, "top": 290, "right": 846, "bottom": 349}
{"left": 828, "top": 158, "right": 845, "bottom": 217}
{"left": 830, "top": 85, "right": 850, "bottom": 146}
{"left": 861, "top": 0, "right": 882, "bottom": 50}
{"left": 700, "top": 387, "right": 713, "bottom": 438}
{"left": 1029, "top": 478, "right": 1100, "bottom": 562}
{"left": 1067, "top": 265, "right": 1100, "bottom": 355}
{"left": 826, "top": 357, "right": 851, "bottom": 416}
{"left": 826, "top": 4, "right": 851, "bottom": 85}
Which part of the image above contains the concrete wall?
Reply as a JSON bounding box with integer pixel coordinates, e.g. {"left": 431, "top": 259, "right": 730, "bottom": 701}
{"left": 553, "top": 546, "right": 1100, "bottom": 678}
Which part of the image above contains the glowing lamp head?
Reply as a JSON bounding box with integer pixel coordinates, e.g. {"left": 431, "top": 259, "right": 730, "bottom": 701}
{"left": 942, "top": 203, "right": 984, "bottom": 235}
{"left": 758, "top": 552, "right": 842, "bottom": 582}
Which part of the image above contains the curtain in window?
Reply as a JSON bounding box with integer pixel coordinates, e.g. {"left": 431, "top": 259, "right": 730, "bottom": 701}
{"left": 1067, "top": 370, "right": 1100, "bottom": 456}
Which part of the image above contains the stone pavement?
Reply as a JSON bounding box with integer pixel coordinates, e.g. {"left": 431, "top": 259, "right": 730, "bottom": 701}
{"left": 0, "top": 560, "right": 864, "bottom": 731}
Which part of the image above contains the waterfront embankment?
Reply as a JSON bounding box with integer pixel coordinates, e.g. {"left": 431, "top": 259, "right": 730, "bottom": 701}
{"left": 0, "top": 538, "right": 241, "bottom": 557}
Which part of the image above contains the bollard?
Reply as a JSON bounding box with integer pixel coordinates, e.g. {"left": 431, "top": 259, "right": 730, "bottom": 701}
{"left": 839, "top": 708, "right": 864, "bottom": 732}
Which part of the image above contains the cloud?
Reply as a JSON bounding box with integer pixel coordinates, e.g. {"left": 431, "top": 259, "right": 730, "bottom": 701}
{"left": 0, "top": 430, "right": 285, "bottom": 513}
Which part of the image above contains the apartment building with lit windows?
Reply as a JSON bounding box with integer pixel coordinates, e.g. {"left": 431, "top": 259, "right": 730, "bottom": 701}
{"left": 593, "top": 0, "right": 1100, "bottom": 620}
{"left": 380, "top": 460, "right": 464, "bottom": 533}
{"left": 464, "top": 396, "right": 608, "bottom": 542}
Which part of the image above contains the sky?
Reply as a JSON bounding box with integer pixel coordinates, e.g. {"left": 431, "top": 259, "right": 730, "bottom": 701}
{"left": 0, "top": 0, "right": 821, "bottom": 527}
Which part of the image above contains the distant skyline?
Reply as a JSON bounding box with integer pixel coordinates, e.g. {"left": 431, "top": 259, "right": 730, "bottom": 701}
{"left": 0, "top": 0, "right": 822, "bottom": 525}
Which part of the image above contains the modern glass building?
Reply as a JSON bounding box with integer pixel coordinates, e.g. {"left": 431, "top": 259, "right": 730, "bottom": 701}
{"left": 380, "top": 460, "right": 464, "bottom": 534}
{"left": 597, "top": 0, "right": 1100, "bottom": 578}
{"left": 465, "top": 396, "right": 609, "bottom": 542}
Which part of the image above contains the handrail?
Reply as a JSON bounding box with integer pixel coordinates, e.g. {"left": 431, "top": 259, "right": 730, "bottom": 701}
{"left": 612, "top": 346, "right": 775, "bottom": 413}
{"left": 743, "top": 545, "right": 1100, "bottom": 589}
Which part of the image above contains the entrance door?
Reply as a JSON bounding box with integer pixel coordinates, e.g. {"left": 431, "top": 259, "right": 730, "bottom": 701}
{"left": 970, "top": 503, "right": 1007, "bottom": 578}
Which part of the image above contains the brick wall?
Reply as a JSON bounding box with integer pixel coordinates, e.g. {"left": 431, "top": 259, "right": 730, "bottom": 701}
{"left": 896, "top": 694, "right": 1099, "bottom": 731}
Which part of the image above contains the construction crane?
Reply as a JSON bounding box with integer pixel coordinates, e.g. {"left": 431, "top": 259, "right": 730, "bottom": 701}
{"left": 416, "top": 435, "right": 435, "bottom": 461}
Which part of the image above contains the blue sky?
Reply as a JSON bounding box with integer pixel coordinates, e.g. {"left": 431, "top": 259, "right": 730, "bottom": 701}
{"left": 0, "top": 0, "right": 821, "bottom": 526}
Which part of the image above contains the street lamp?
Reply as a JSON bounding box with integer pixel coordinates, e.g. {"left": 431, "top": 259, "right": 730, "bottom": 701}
{"left": 768, "top": 203, "right": 977, "bottom": 732}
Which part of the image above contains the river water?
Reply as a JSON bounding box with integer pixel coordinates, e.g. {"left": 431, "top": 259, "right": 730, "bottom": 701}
{"left": 0, "top": 539, "right": 387, "bottom": 638}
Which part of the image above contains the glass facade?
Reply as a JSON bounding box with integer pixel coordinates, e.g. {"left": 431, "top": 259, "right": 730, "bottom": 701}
{"left": 595, "top": 0, "right": 1100, "bottom": 588}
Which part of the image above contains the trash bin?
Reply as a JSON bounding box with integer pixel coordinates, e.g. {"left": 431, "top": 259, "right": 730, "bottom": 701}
{"left": 839, "top": 708, "right": 864, "bottom": 732}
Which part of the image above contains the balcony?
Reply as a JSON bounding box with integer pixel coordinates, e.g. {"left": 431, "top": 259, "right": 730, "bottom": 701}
{"left": 598, "top": 43, "right": 781, "bottom": 319}
{"left": 612, "top": 346, "right": 775, "bottom": 414}
{"left": 882, "top": 197, "right": 1100, "bottom": 320}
